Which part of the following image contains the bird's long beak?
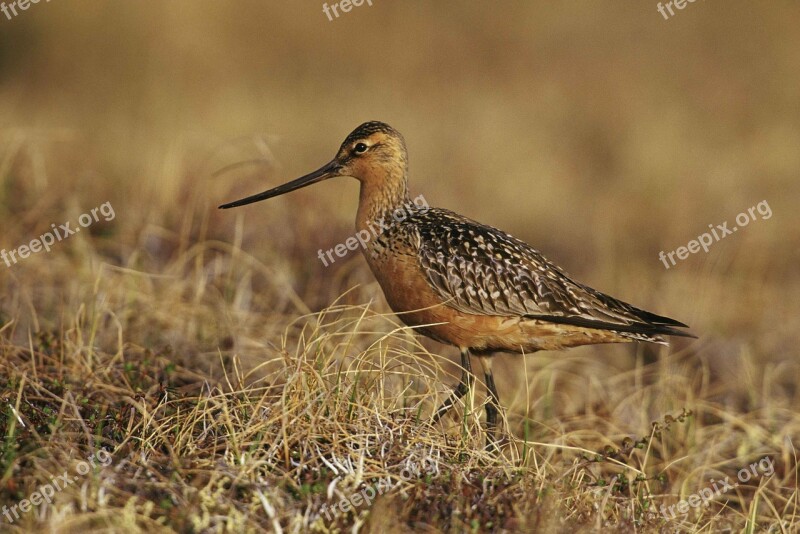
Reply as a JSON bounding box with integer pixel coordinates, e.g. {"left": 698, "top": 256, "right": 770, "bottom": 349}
{"left": 218, "top": 160, "right": 342, "bottom": 209}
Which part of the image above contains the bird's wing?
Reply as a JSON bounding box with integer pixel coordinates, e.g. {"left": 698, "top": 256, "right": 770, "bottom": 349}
{"left": 414, "top": 208, "right": 692, "bottom": 338}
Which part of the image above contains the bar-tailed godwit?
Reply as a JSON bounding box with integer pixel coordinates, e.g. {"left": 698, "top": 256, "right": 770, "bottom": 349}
{"left": 220, "top": 121, "right": 694, "bottom": 448}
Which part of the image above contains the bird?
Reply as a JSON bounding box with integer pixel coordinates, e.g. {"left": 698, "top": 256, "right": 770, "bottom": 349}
{"left": 219, "top": 121, "right": 694, "bottom": 449}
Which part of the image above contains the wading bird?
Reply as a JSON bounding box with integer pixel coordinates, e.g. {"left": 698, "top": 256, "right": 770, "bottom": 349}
{"left": 220, "top": 121, "right": 694, "bottom": 449}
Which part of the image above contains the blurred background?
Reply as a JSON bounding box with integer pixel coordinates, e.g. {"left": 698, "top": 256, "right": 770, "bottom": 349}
{"left": 1, "top": 1, "right": 798, "bottom": 415}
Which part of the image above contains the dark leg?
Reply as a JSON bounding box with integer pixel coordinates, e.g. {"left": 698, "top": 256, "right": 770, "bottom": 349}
{"left": 479, "top": 356, "right": 501, "bottom": 450}
{"left": 432, "top": 348, "right": 474, "bottom": 423}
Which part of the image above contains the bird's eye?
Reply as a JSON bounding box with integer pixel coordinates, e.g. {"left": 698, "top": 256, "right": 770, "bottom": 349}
{"left": 354, "top": 143, "right": 368, "bottom": 154}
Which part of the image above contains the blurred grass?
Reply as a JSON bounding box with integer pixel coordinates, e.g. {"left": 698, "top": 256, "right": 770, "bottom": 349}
{"left": 0, "top": 1, "right": 798, "bottom": 532}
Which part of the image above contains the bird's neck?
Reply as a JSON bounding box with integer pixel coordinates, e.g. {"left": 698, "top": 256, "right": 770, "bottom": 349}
{"left": 356, "top": 174, "right": 410, "bottom": 233}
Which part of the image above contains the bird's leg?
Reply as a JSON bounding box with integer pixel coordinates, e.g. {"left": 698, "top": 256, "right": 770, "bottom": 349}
{"left": 432, "top": 348, "right": 474, "bottom": 423}
{"left": 479, "top": 356, "right": 501, "bottom": 451}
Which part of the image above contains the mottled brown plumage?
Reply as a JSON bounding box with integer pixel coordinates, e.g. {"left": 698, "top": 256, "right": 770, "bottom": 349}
{"left": 220, "top": 121, "right": 694, "bottom": 448}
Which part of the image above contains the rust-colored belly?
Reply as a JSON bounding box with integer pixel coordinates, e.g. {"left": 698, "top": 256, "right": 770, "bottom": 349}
{"left": 365, "top": 249, "right": 630, "bottom": 354}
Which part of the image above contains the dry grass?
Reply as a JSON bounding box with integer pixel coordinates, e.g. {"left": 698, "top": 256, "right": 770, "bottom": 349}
{"left": 0, "top": 231, "right": 797, "bottom": 532}
{"left": 1, "top": 2, "right": 800, "bottom": 532}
